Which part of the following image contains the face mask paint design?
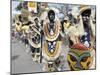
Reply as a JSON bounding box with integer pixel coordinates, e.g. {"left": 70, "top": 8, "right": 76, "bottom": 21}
{"left": 67, "top": 43, "right": 93, "bottom": 70}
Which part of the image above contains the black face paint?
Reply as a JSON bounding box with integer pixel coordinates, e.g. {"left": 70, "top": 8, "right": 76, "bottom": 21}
{"left": 82, "top": 9, "right": 91, "bottom": 29}
{"left": 48, "top": 10, "right": 55, "bottom": 22}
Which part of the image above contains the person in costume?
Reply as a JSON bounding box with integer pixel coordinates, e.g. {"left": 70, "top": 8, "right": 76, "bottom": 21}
{"left": 78, "top": 5, "right": 96, "bottom": 48}
{"left": 67, "top": 6, "right": 95, "bottom": 70}
{"left": 28, "top": 17, "right": 42, "bottom": 62}
{"left": 42, "top": 9, "right": 63, "bottom": 71}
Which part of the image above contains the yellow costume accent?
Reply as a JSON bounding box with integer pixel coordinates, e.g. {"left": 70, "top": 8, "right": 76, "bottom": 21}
{"left": 64, "top": 22, "right": 70, "bottom": 30}
{"left": 67, "top": 43, "right": 94, "bottom": 70}
{"left": 43, "top": 20, "right": 60, "bottom": 41}
{"left": 21, "top": 25, "right": 29, "bottom": 34}
{"left": 43, "top": 41, "right": 61, "bottom": 61}
{"left": 15, "top": 22, "right": 22, "bottom": 32}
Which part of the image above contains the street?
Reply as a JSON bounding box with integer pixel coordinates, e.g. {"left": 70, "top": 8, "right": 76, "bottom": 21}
{"left": 11, "top": 37, "right": 70, "bottom": 74}
{"left": 11, "top": 38, "right": 43, "bottom": 74}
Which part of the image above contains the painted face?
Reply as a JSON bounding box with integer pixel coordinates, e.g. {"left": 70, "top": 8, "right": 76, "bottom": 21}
{"left": 67, "top": 43, "right": 93, "bottom": 70}
{"left": 48, "top": 10, "right": 55, "bottom": 22}
{"left": 82, "top": 9, "right": 91, "bottom": 25}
